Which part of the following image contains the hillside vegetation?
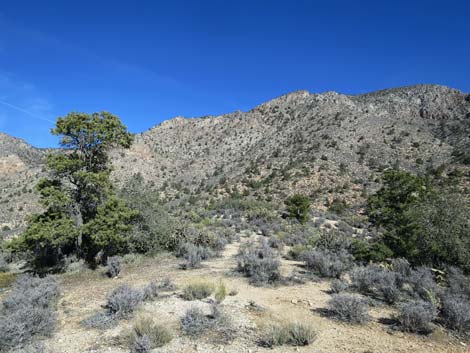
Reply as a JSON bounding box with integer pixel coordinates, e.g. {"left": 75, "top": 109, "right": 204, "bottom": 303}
{"left": 0, "top": 84, "right": 469, "bottom": 352}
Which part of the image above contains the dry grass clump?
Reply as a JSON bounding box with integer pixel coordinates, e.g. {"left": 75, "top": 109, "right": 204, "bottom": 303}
{"left": 259, "top": 321, "right": 317, "bottom": 347}
{"left": 182, "top": 279, "right": 214, "bottom": 300}
{"left": 124, "top": 315, "right": 172, "bottom": 352}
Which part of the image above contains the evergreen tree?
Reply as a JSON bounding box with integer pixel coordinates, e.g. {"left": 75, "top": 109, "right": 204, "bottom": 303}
{"left": 11, "top": 112, "right": 137, "bottom": 269}
{"left": 285, "top": 194, "right": 310, "bottom": 223}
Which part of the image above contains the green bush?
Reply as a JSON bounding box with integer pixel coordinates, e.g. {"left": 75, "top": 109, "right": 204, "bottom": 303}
{"left": 284, "top": 194, "right": 310, "bottom": 223}
{"left": 367, "top": 169, "right": 470, "bottom": 272}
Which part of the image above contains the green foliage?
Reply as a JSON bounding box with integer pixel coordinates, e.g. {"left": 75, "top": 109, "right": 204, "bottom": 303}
{"left": 284, "top": 194, "right": 310, "bottom": 223}
{"left": 13, "top": 112, "right": 135, "bottom": 270}
{"left": 367, "top": 169, "right": 470, "bottom": 272}
{"left": 120, "top": 173, "right": 180, "bottom": 251}
{"left": 82, "top": 196, "right": 138, "bottom": 262}
{"left": 350, "top": 239, "right": 394, "bottom": 263}
{"left": 405, "top": 192, "right": 470, "bottom": 272}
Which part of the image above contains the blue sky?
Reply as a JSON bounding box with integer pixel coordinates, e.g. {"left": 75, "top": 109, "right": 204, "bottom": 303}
{"left": 0, "top": 0, "right": 469, "bottom": 147}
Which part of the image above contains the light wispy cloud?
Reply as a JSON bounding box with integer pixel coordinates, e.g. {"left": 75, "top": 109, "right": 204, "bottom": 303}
{"left": 0, "top": 99, "right": 55, "bottom": 123}
{"left": 0, "top": 71, "right": 55, "bottom": 125}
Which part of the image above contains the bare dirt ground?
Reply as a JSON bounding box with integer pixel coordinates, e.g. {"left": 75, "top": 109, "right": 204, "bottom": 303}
{"left": 45, "top": 235, "right": 469, "bottom": 353}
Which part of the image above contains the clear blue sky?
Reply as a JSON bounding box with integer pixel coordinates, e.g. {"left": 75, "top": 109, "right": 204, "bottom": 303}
{"left": 0, "top": 0, "right": 469, "bottom": 147}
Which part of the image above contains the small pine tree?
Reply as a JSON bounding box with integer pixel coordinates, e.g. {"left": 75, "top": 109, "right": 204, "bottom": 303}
{"left": 285, "top": 194, "right": 310, "bottom": 223}
{"left": 11, "top": 112, "right": 136, "bottom": 269}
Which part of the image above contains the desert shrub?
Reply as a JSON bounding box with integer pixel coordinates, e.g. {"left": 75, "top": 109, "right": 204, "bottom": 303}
{"left": 8, "top": 343, "right": 49, "bottom": 353}
{"left": 349, "top": 264, "right": 401, "bottom": 304}
{"left": 0, "top": 253, "right": 8, "bottom": 272}
{"left": 260, "top": 321, "right": 317, "bottom": 347}
{"left": 397, "top": 300, "right": 437, "bottom": 333}
{"left": 286, "top": 244, "right": 310, "bottom": 260}
{"left": 180, "top": 306, "right": 208, "bottom": 336}
{"left": 282, "top": 224, "right": 318, "bottom": 247}
{"left": 178, "top": 242, "right": 215, "bottom": 269}
{"left": 182, "top": 280, "right": 214, "bottom": 300}
{"left": 391, "top": 258, "right": 412, "bottom": 286}
{"left": 327, "top": 294, "right": 370, "bottom": 324}
{"left": 237, "top": 240, "right": 281, "bottom": 285}
{"left": 446, "top": 267, "right": 470, "bottom": 298}
{"left": 315, "top": 230, "right": 352, "bottom": 252}
{"left": 180, "top": 305, "right": 234, "bottom": 340}
{"left": 130, "top": 334, "right": 151, "bottom": 353}
{"left": 330, "top": 279, "right": 349, "bottom": 293}
{"left": 2, "top": 275, "right": 60, "bottom": 311}
{"left": 158, "top": 277, "right": 176, "bottom": 291}
{"left": 406, "top": 267, "right": 439, "bottom": 303}
{"left": 142, "top": 281, "right": 158, "bottom": 301}
{"left": 105, "top": 284, "right": 143, "bottom": 318}
{"left": 304, "top": 249, "right": 352, "bottom": 278}
{"left": 268, "top": 235, "right": 283, "bottom": 250}
{"left": 106, "top": 255, "right": 122, "bottom": 278}
{"left": 440, "top": 293, "right": 470, "bottom": 332}
{"left": 81, "top": 311, "right": 118, "bottom": 330}
{"left": 0, "top": 275, "right": 59, "bottom": 351}
{"left": 128, "top": 316, "right": 172, "bottom": 349}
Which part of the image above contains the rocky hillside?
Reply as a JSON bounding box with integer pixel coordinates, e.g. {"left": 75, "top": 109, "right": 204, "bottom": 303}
{"left": 111, "top": 84, "right": 470, "bottom": 203}
{"left": 0, "top": 133, "right": 48, "bottom": 235}
{"left": 1, "top": 84, "right": 469, "bottom": 235}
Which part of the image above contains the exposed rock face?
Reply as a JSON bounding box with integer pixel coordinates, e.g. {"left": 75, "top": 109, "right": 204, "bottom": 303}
{"left": 1, "top": 84, "right": 470, "bottom": 235}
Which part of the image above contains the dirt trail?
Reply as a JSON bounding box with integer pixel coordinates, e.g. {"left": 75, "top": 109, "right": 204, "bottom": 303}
{"left": 47, "top": 236, "right": 469, "bottom": 353}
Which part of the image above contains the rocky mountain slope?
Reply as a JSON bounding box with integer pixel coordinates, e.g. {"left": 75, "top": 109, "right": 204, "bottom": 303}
{"left": 111, "top": 84, "right": 470, "bottom": 201}
{"left": 1, "top": 84, "right": 470, "bottom": 235}
{"left": 0, "top": 133, "right": 48, "bottom": 235}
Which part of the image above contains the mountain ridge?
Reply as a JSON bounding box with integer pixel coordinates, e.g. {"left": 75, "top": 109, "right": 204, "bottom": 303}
{"left": 1, "top": 84, "right": 469, "bottom": 234}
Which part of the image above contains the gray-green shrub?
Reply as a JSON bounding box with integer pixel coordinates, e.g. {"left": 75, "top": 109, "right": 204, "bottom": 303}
{"left": 397, "top": 300, "right": 436, "bottom": 333}
{"left": 106, "top": 255, "right": 122, "bottom": 278}
{"left": 349, "top": 264, "right": 401, "bottom": 304}
{"left": 0, "top": 275, "right": 59, "bottom": 351}
{"left": 180, "top": 305, "right": 233, "bottom": 340}
{"left": 105, "top": 284, "right": 143, "bottom": 318}
{"left": 237, "top": 240, "right": 281, "bottom": 285}
{"left": 330, "top": 279, "right": 349, "bottom": 293}
{"left": 440, "top": 294, "right": 470, "bottom": 332}
{"left": 327, "top": 294, "right": 370, "bottom": 324}
{"left": 304, "top": 249, "right": 352, "bottom": 279}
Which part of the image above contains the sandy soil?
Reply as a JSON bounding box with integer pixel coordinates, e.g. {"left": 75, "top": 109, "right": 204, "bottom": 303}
{"left": 44, "top": 236, "right": 469, "bottom": 353}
